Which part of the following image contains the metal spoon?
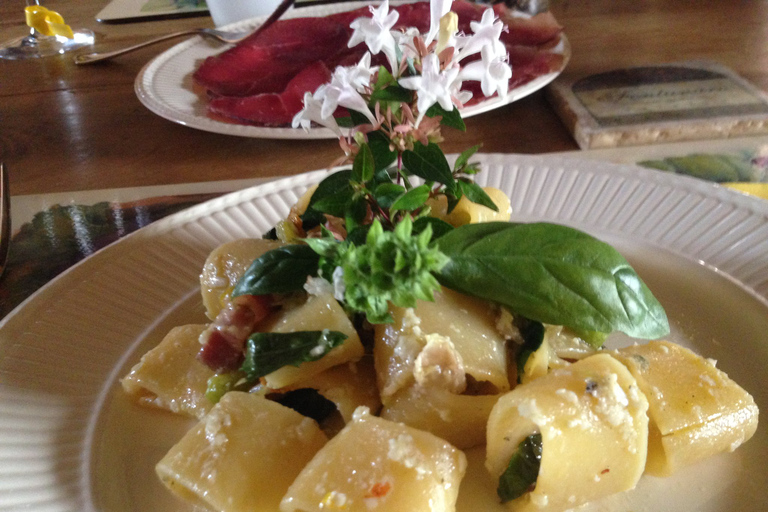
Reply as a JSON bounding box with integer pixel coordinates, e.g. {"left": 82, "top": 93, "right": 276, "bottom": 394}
{"left": 74, "top": 0, "right": 295, "bottom": 65}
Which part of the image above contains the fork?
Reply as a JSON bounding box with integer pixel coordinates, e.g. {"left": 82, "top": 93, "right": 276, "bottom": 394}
{"left": 74, "top": 0, "right": 295, "bottom": 65}
{"left": 0, "top": 163, "right": 10, "bottom": 280}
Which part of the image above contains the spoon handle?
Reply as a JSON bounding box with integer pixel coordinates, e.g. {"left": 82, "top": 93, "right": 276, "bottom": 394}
{"left": 74, "top": 30, "right": 199, "bottom": 65}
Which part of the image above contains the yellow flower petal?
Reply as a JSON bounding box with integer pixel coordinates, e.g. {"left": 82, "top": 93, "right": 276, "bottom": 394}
{"left": 25, "top": 5, "right": 74, "bottom": 39}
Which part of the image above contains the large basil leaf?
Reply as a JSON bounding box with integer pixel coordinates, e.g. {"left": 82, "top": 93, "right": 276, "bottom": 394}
{"left": 436, "top": 222, "right": 669, "bottom": 339}
{"left": 241, "top": 330, "right": 348, "bottom": 379}
{"left": 233, "top": 245, "right": 319, "bottom": 297}
{"left": 497, "top": 433, "right": 542, "bottom": 503}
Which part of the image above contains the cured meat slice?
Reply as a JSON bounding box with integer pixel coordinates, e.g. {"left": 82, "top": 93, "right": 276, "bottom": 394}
{"left": 196, "top": 0, "right": 565, "bottom": 127}
{"left": 194, "top": 17, "right": 351, "bottom": 97}
{"left": 497, "top": 10, "right": 563, "bottom": 46}
{"left": 208, "top": 61, "right": 332, "bottom": 126}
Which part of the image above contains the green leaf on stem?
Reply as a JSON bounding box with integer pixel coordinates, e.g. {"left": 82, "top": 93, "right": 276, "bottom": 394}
{"left": 412, "top": 216, "right": 454, "bottom": 240}
{"left": 353, "top": 143, "right": 375, "bottom": 183}
{"left": 302, "top": 170, "right": 354, "bottom": 225}
{"left": 402, "top": 142, "right": 455, "bottom": 186}
{"left": 391, "top": 184, "right": 431, "bottom": 212}
{"left": 374, "top": 182, "right": 406, "bottom": 209}
{"left": 368, "top": 131, "right": 397, "bottom": 172}
{"left": 425, "top": 103, "right": 466, "bottom": 131}
{"left": 457, "top": 180, "right": 499, "bottom": 211}
{"left": 454, "top": 144, "right": 482, "bottom": 172}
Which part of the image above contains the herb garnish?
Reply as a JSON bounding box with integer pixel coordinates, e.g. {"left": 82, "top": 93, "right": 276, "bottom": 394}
{"left": 498, "top": 433, "right": 543, "bottom": 503}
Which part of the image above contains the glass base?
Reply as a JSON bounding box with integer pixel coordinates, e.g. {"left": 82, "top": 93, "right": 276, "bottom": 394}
{"left": 0, "top": 29, "right": 95, "bottom": 60}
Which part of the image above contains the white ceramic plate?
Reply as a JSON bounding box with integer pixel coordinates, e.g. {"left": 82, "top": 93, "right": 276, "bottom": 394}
{"left": 134, "top": 1, "right": 570, "bottom": 139}
{"left": 1, "top": 154, "right": 766, "bottom": 512}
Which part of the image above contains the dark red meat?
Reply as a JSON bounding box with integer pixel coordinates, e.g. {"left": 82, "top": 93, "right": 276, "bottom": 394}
{"left": 208, "top": 61, "right": 333, "bottom": 126}
{"left": 196, "top": 0, "right": 563, "bottom": 127}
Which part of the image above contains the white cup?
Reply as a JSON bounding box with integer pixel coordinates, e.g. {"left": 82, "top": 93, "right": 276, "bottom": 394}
{"left": 207, "top": 0, "right": 285, "bottom": 27}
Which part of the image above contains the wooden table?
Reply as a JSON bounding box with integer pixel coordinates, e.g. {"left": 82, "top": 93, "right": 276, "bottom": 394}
{"left": 2, "top": 0, "right": 768, "bottom": 196}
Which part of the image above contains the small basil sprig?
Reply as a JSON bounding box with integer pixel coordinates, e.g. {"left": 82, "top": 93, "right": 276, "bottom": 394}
{"left": 498, "top": 433, "right": 543, "bottom": 503}
{"left": 436, "top": 222, "right": 669, "bottom": 340}
{"left": 241, "top": 330, "right": 348, "bottom": 380}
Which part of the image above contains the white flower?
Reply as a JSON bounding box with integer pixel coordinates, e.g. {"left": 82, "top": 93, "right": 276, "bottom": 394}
{"left": 292, "top": 89, "right": 342, "bottom": 135}
{"left": 395, "top": 26, "right": 421, "bottom": 61}
{"left": 458, "top": 45, "right": 512, "bottom": 99}
{"left": 345, "top": 52, "right": 375, "bottom": 91}
{"left": 348, "top": 0, "right": 399, "bottom": 68}
{"left": 456, "top": 8, "right": 506, "bottom": 62}
{"left": 399, "top": 53, "right": 459, "bottom": 125}
{"left": 425, "top": 0, "right": 454, "bottom": 45}
{"left": 319, "top": 61, "right": 376, "bottom": 124}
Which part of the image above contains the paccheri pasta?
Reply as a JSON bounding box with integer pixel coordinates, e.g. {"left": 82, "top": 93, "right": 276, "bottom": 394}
{"left": 120, "top": 182, "right": 759, "bottom": 512}
{"left": 120, "top": 1, "right": 758, "bottom": 509}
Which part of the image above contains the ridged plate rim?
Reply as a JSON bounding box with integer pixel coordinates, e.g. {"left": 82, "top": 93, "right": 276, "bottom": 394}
{"left": 0, "top": 153, "right": 766, "bottom": 511}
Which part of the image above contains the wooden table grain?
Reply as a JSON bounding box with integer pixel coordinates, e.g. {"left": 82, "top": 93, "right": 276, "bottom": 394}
{"left": 2, "top": 0, "right": 768, "bottom": 196}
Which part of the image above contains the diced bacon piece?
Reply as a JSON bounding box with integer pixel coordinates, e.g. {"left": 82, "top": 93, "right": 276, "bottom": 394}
{"left": 198, "top": 294, "right": 273, "bottom": 372}
{"left": 199, "top": 329, "right": 244, "bottom": 371}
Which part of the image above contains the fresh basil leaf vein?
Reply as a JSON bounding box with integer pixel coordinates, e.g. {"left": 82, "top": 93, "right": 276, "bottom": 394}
{"left": 498, "top": 433, "right": 543, "bottom": 503}
{"left": 241, "top": 330, "right": 348, "bottom": 380}
{"left": 233, "top": 244, "right": 319, "bottom": 297}
{"left": 436, "top": 222, "right": 669, "bottom": 339}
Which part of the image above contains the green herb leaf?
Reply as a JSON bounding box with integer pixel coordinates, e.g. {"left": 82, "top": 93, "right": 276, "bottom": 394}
{"left": 497, "top": 433, "right": 543, "bottom": 503}
{"left": 457, "top": 180, "right": 499, "bottom": 211}
{"left": 374, "top": 182, "right": 406, "bottom": 209}
{"left": 353, "top": 143, "right": 375, "bottom": 183}
{"left": 412, "top": 216, "right": 454, "bottom": 240}
{"left": 391, "top": 184, "right": 431, "bottom": 212}
{"left": 345, "top": 194, "right": 369, "bottom": 233}
{"left": 332, "top": 218, "right": 450, "bottom": 324}
{"left": 425, "top": 103, "right": 466, "bottom": 131}
{"left": 303, "top": 170, "right": 354, "bottom": 225}
{"left": 515, "top": 321, "right": 545, "bottom": 384}
{"left": 402, "top": 142, "right": 455, "bottom": 186}
{"left": 454, "top": 144, "right": 481, "bottom": 172}
{"left": 368, "top": 131, "right": 397, "bottom": 172}
{"left": 436, "top": 222, "right": 670, "bottom": 339}
{"left": 370, "top": 84, "right": 413, "bottom": 104}
{"left": 375, "top": 65, "right": 397, "bottom": 89}
{"left": 233, "top": 245, "right": 319, "bottom": 297}
{"left": 241, "top": 330, "right": 348, "bottom": 380}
